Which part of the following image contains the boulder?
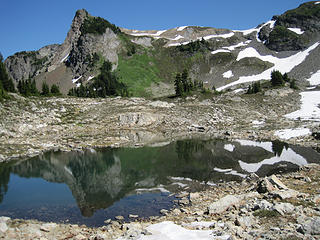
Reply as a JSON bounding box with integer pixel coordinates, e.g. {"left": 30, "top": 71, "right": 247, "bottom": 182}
{"left": 273, "top": 203, "right": 295, "bottom": 216}
{"left": 297, "top": 216, "right": 320, "bottom": 235}
{"left": 269, "top": 175, "right": 288, "bottom": 190}
{"left": 208, "top": 195, "right": 242, "bottom": 214}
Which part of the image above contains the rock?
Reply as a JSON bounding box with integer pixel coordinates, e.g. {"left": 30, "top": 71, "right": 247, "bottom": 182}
{"left": 273, "top": 202, "right": 295, "bottom": 216}
{"left": 189, "top": 192, "right": 200, "bottom": 202}
{"left": 40, "top": 223, "right": 57, "bottom": 232}
{"left": 176, "top": 192, "right": 189, "bottom": 198}
{"left": 129, "top": 214, "right": 139, "bottom": 219}
{"left": 94, "top": 233, "right": 108, "bottom": 240}
{"left": 172, "top": 208, "right": 181, "bottom": 215}
{"left": 115, "top": 216, "right": 124, "bottom": 221}
{"left": 312, "top": 195, "right": 320, "bottom": 204}
{"left": 178, "top": 198, "right": 190, "bottom": 205}
{"left": 147, "top": 101, "right": 175, "bottom": 108}
{"left": 272, "top": 189, "right": 299, "bottom": 200}
{"left": 75, "top": 234, "right": 87, "bottom": 240}
{"left": 297, "top": 216, "right": 320, "bottom": 235}
{"left": 118, "top": 113, "right": 158, "bottom": 127}
{"left": 208, "top": 195, "right": 242, "bottom": 214}
{"left": 255, "top": 199, "right": 273, "bottom": 210}
{"left": 235, "top": 216, "right": 256, "bottom": 229}
{"left": 269, "top": 175, "right": 288, "bottom": 190}
{"left": 160, "top": 209, "right": 169, "bottom": 215}
{"left": 0, "top": 222, "right": 8, "bottom": 233}
{"left": 257, "top": 178, "right": 276, "bottom": 193}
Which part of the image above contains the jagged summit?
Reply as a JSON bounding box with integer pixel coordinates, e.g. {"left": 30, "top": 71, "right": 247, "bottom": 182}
{"left": 4, "top": 1, "right": 320, "bottom": 97}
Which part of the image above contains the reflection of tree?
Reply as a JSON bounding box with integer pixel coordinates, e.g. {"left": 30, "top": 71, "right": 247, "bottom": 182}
{"left": 0, "top": 163, "right": 11, "bottom": 203}
{"left": 272, "top": 140, "right": 289, "bottom": 157}
{"left": 176, "top": 140, "right": 205, "bottom": 162}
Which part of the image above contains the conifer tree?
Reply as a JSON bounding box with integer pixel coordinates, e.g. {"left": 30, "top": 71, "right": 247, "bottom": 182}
{"left": 41, "top": 82, "right": 50, "bottom": 96}
{"left": 271, "top": 70, "right": 284, "bottom": 86}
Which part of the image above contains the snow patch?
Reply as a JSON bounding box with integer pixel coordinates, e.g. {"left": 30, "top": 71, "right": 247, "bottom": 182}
{"left": 315, "top": 1, "right": 320, "bottom": 4}
{"left": 129, "top": 30, "right": 167, "bottom": 37}
{"left": 224, "top": 144, "right": 235, "bottom": 152}
{"left": 135, "top": 185, "right": 170, "bottom": 193}
{"left": 211, "top": 49, "right": 230, "bottom": 55}
{"left": 234, "top": 28, "right": 257, "bottom": 36}
{"left": 177, "top": 26, "right": 188, "bottom": 31}
{"left": 223, "top": 70, "right": 234, "bottom": 79}
{"left": 214, "top": 167, "right": 247, "bottom": 178}
{"left": 72, "top": 76, "right": 82, "bottom": 83}
{"left": 217, "top": 42, "right": 320, "bottom": 91}
{"left": 168, "top": 41, "right": 191, "bottom": 47}
{"left": 307, "top": 70, "right": 320, "bottom": 86}
{"left": 203, "top": 32, "right": 234, "bottom": 40}
{"left": 117, "top": 221, "right": 230, "bottom": 240}
{"left": 60, "top": 53, "right": 69, "bottom": 63}
{"left": 223, "top": 41, "right": 251, "bottom": 51}
{"left": 285, "top": 91, "right": 320, "bottom": 121}
{"left": 171, "top": 35, "right": 184, "bottom": 41}
{"left": 233, "top": 88, "right": 246, "bottom": 93}
{"left": 87, "top": 76, "right": 95, "bottom": 81}
{"left": 170, "top": 176, "right": 193, "bottom": 181}
{"left": 252, "top": 120, "right": 265, "bottom": 125}
{"left": 288, "top": 28, "right": 304, "bottom": 35}
{"left": 274, "top": 128, "right": 311, "bottom": 140}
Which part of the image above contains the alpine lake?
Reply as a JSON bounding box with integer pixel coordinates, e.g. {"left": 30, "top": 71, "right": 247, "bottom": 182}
{"left": 0, "top": 138, "right": 319, "bottom": 227}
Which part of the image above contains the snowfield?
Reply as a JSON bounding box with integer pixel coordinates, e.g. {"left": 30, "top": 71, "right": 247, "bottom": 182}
{"left": 217, "top": 42, "right": 320, "bottom": 91}
{"left": 129, "top": 30, "right": 166, "bottom": 37}
{"left": 285, "top": 91, "right": 320, "bottom": 121}
{"left": 306, "top": 70, "right": 320, "bottom": 86}
{"left": 116, "top": 221, "right": 231, "bottom": 240}
{"left": 274, "top": 128, "right": 311, "bottom": 140}
{"left": 203, "top": 32, "right": 234, "bottom": 40}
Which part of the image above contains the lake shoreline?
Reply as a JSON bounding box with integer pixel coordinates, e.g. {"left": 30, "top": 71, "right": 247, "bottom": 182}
{"left": 1, "top": 163, "right": 320, "bottom": 239}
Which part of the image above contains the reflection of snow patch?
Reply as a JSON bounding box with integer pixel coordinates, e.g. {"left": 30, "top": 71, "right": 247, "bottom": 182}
{"left": 224, "top": 144, "right": 235, "bottom": 152}
{"left": 171, "top": 176, "right": 193, "bottom": 181}
{"left": 239, "top": 148, "right": 307, "bottom": 173}
{"left": 214, "top": 167, "right": 246, "bottom": 178}
{"left": 135, "top": 185, "right": 169, "bottom": 193}
{"left": 236, "top": 139, "right": 273, "bottom": 152}
{"left": 274, "top": 128, "right": 311, "bottom": 140}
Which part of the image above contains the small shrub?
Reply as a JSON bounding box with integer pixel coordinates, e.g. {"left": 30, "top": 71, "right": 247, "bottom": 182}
{"left": 253, "top": 209, "right": 280, "bottom": 218}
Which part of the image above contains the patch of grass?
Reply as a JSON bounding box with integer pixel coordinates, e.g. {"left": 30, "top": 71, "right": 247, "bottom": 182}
{"left": 253, "top": 209, "right": 280, "bottom": 218}
{"left": 116, "top": 51, "right": 161, "bottom": 97}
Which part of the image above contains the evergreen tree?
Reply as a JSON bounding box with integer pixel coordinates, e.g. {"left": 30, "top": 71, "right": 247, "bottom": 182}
{"left": 50, "top": 84, "right": 61, "bottom": 95}
{"left": 271, "top": 70, "right": 284, "bottom": 87}
{"left": 0, "top": 80, "right": 4, "bottom": 101}
{"left": 290, "top": 79, "right": 298, "bottom": 89}
{"left": 283, "top": 73, "right": 290, "bottom": 82}
{"left": 0, "top": 52, "right": 15, "bottom": 92}
{"left": 41, "top": 82, "right": 50, "bottom": 96}
{"left": 253, "top": 81, "right": 261, "bottom": 93}
{"left": 174, "top": 73, "right": 183, "bottom": 97}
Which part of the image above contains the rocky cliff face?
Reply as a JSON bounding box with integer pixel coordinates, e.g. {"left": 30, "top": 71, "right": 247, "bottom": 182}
{"left": 4, "top": 1, "right": 320, "bottom": 96}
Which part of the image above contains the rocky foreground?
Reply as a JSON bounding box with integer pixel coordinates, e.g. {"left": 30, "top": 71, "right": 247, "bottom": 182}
{"left": 0, "top": 163, "right": 319, "bottom": 239}
{"left": 0, "top": 87, "right": 319, "bottom": 162}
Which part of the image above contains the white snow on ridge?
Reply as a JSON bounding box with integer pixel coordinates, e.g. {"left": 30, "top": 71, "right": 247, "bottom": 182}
{"left": 211, "top": 49, "right": 230, "bottom": 55}
{"left": 274, "top": 128, "right": 311, "bottom": 140}
{"left": 234, "top": 28, "right": 257, "bottom": 36}
{"left": 168, "top": 41, "right": 191, "bottom": 47}
{"left": 223, "top": 41, "right": 251, "bottom": 51}
{"left": 60, "top": 53, "right": 69, "bottom": 63}
{"left": 288, "top": 28, "right": 304, "bottom": 35}
{"left": 177, "top": 26, "right": 188, "bottom": 31}
{"left": 171, "top": 35, "right": 184, "bottom": 41}
{"left": 307, "top": 70, "right": 320, "bottom": 86}
{"left": 223, "top": 70, "right": 234, "bottom": 79}
{"left": 315, "top": 1, "right": 320, "bottom": 4}
{"left": 203, "top": 32, "right": 234, "bottom": 40}
{"left": 217, "top": 42, "right": 320, "bottom": 91}
{"left": 129, "top": 30, "right": 167, "bottom": 37}
{"left": 285, "top": 91, "right": 320, "bottom": 121}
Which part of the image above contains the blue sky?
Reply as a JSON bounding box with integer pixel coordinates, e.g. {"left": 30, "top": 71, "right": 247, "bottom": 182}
{"left": 0, "top": 0, "right": 312, "bottom": 59}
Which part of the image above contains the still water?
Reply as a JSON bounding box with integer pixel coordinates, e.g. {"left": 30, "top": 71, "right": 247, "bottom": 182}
{"left": 0, "top": 138, "right": 319, "bottom": 226}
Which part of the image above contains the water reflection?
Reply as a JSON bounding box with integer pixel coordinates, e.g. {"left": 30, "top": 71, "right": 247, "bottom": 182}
{"left": 0, "top": 139, "right": 319, "bottom": 224}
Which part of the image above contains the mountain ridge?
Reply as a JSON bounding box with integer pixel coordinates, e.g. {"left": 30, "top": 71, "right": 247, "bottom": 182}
{"left": 4, "top": 1, "right": 320, "bottom": 97}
